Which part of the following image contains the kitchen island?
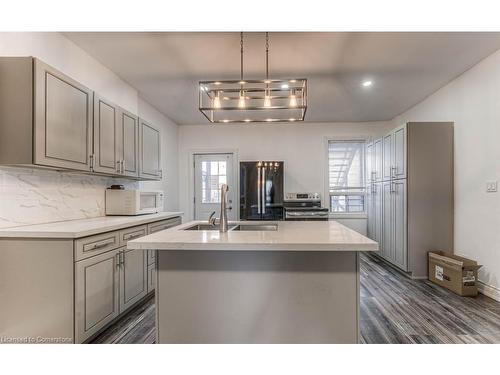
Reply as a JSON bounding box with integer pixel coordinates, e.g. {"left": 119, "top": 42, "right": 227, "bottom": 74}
{"left": 128, "top": 220, "right": 378, "bottom": 343}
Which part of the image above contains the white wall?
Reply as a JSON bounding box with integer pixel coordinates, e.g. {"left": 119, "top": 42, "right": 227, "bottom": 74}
{"left": 138, "top": 98, "right": 179, "bottom": 212}
{"left": 178, "top": 121, "right": 393, "bottom": 221}
{"left": 0, "top": 32, "right": 179, "bottom": 228}
{"left": 392, "top": 49, "right": 500, "bottom": 297}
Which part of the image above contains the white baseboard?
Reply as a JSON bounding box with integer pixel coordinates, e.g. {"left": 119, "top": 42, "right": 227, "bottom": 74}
{"left": 478, "top": 281, "right": 500, "bottom": 302}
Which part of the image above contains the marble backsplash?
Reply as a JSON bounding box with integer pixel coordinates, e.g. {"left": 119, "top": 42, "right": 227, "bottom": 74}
{"left": 0, "top": 166, "right": 139, "bottom": 229}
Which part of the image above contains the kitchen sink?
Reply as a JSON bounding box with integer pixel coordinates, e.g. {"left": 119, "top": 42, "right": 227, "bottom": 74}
{"left": 183, "top": 224, "right": 237, "bottom": 231}
{"left": 230, "top": 224, "right": 278, "bottom": 231}
{"left": 183, "top": 223, "right": 278, "bottom": 231}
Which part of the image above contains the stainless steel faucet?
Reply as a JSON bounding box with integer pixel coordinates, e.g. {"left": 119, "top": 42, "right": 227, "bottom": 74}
{"left": 219, "top": 184, "right": 229, "bottom": 232}
{"left": 208, "top": 211, "right": 216, "bottom": 226}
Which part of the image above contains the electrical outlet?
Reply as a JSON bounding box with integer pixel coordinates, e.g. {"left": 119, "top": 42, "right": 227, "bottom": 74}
{"left": 486, "top": 181, "right": 498, "bottom": 193}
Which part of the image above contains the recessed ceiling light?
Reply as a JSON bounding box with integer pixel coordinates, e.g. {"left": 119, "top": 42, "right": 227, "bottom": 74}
{"left": 222, "top": 119, "right": 229, "bottom": 123}
{"left": 281, "top": 84, "right": 289, "bottom": 89}
{"left": 362, "top": 80, "right": 373, "bottom": 87}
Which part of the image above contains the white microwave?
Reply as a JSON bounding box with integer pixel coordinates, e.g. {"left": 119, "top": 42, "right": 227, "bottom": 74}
{"left": 105, "top": 189, "right": 164, "bottom": 216}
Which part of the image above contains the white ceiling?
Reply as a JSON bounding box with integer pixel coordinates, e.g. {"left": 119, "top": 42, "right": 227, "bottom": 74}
{"left": 64, "top": 32, "right": 500, "bottom": 125}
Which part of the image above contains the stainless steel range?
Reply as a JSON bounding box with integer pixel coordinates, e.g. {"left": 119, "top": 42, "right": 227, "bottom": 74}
{"left": 283, "top": 193, "right": 329, "bottom": 221}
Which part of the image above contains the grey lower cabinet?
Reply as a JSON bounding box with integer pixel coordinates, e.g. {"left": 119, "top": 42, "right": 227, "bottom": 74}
{"left": 73, "top": 216, "right": 181, "bottom": 343}
{"left": 75, "top": 248, "right": 121, "bottom": 343}
{"left": 144, "top": 217, "right": 183, "bottom": 293}
{"left": 0, "top": 57, "right": 159, "bottom": 181}
{"left": 139, "top": 118, "right": 162, "bottom": 180}
{"left": 366, "top": 122, "right": 453, "bottom": 278}
{"left": 119, "top": 247, "right": 148, "bottom": 313}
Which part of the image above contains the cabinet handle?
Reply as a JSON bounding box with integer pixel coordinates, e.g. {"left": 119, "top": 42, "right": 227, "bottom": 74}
{"left": 391, "top": 166, "right": 397, "bottom": 178}
{"left": 87, "top": 238, "right": 115, "bottom": 251}
{"left": 120, "top": 251, "right": 125, "bottom": 266}
{"left": 116, "top": 252, "right": 121, "bottom": 268}
{"left": 124, "top": 231, "right": 144, "bottom": 241}
{"left": 121, "top": 160, "right": 125, "bottom": 174}
{"left": 116, "top": 161, "right": 121, "bottom": 173}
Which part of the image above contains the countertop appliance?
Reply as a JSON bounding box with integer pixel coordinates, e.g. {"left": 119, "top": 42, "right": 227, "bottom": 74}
{"left": 105, "top": 189, "right": 164, "bottom": 216}
{"left": 283, "top": 193, "right": 329, "bottom": 221}
{"left": 240, "top": 161, "right": 284, "bottom": 220}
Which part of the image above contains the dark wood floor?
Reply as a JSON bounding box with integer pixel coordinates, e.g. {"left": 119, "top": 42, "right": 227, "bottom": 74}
{"left": 90, "top": 252, "right": 500, "bottom": 344}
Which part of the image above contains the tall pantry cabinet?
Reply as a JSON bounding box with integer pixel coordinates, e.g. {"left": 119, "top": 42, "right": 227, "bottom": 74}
{"left": 366, "top": 122, "right": 454, "bottom": 278}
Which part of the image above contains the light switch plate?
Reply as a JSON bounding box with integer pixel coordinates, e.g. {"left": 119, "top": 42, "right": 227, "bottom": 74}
{"left": 486, "top": 181, "right": 498, "bottom": 192}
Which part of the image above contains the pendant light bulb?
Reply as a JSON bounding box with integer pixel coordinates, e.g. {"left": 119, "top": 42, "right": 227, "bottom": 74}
{"left": 289, "top": 89, "right": 298, "bottom": 108}
{"left": 264, "top": 89, "right": 271, "bottom": 107}
{"left": 238, "top": 91, "right": 246, "bottom": 109}
{"left": 213, "top": 91, "right": 221, "bottom": 109}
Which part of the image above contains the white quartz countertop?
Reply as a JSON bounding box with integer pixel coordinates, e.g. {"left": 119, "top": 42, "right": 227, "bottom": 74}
{"left": 127, "top": 220, "right": 378, "bottom": 252}
{"left": 0, "top": 212, "right": 183, "bottom": 239}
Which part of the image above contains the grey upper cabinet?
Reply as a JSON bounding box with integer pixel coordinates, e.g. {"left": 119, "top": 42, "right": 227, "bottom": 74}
{"left": 118, "top": 109, "right": 139, "bottom": 177}
{"left": 139, "top": 118, "right": 162, "bottom": 180}
{"left": 34, "top": 59, "right": 93, "bottom": 171}
{"left": 373, "top": 138, "right": 383, "bottom": 182}
{"left": 0, "top": 57, "right": 159, "bottom": 181}
{"left": 75, "top": 248, "right": 120, "bottom": 343}
{"left": 93, "top": 94, "right": 140, "bottom": 177}
{"left": 93, "top": 94, "right": 119, "bottom": 174}
{"left": 392, "top": 124, "right": 407, "bottom": 179}
{"left": 382, "top": 132, "right": 393, "bottom": 181}
{"left": 365, "top": 142, "right": 374, "bottom": 183}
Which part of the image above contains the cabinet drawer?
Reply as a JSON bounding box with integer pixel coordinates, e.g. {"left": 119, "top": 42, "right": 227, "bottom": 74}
{"left": 147, "top": 217, "right": 182, "bottom": 234}
{"left": 119, "top": 225, "right": 147, "bottom": 246}
{"left": 75, "top": 231, "right": 121, "bottom": 261}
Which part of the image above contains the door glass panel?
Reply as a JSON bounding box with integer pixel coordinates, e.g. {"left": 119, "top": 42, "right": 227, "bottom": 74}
{"left": 201, "top": 160, "right": 227, "bottom": 204}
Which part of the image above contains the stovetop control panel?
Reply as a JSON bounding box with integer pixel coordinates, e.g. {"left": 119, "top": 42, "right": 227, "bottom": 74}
{"left": 285, "top": 192, "right": 321, "bottom": 201}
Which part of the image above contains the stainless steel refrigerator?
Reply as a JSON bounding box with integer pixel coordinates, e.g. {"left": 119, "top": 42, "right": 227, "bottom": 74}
{"left": 240, "top": 161, "right": 284, "bottom": 220}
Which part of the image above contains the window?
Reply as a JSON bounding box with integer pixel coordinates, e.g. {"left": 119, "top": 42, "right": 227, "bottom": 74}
{"left": 328, "top": 140, "right": 366, "bottom": 213}
{"left": 201, "top": 160, "right": 227, "bottom": 203}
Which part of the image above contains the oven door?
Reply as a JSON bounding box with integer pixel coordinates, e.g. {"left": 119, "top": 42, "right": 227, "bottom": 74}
{"left": 285, "top": 210, "right": 330, "bottom": 221}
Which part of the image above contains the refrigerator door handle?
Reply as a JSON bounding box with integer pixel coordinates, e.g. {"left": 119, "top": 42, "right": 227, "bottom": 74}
{"left": 257, "top": 166, "right": 261, "bottom": 214}
{"left": 261, "top": 167, "right": 266, "bottom": 215}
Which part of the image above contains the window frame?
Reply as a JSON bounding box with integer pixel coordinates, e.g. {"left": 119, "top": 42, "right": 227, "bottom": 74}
{"left": 324, "top": 136, "right": 368, "bottom": 219}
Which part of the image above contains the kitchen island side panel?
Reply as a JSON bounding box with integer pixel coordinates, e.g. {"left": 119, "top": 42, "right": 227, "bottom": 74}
{"left": 157, "top": 250, "right": 358, "bottom": 343}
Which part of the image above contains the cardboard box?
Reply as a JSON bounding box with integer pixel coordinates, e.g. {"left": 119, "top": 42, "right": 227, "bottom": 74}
{"left": 428, "top": 251, "right": 482, "bottom": 297}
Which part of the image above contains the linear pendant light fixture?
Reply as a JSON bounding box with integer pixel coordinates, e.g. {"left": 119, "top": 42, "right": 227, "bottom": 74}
{"left": 199, "top": 32, "right": 308, "bottom": 123}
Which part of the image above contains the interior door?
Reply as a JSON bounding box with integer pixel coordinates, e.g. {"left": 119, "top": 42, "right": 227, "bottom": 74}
{"left": 119, "top": 247, "right": 147, "bottom": 313}
{"left": 34, "top": 59, "right": 93, "bottom": 171}
{"left": 393, "top": 179, "right": 408, "bottom": 270}
{"left": 118, "top": 109, "right": 139, "bottom": 177}
{"left": 139, "top": 118, "right": 161, "bottom": 179}
{"left": 93, "top": 94, "right": 119, "bottom": 174}
{"left": 194, "top": 153, "right": 236, "bottom": 221}
{"left": 75, "top": 249, "right": 120, "bottom": 343}
{"left": 393, "top": 124, "right": 407, "bottom": 179}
